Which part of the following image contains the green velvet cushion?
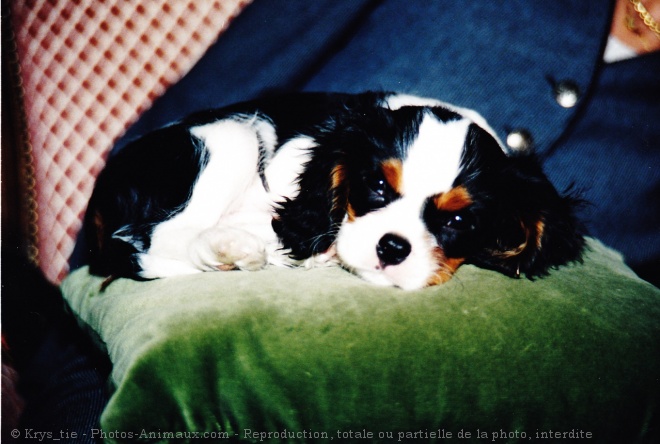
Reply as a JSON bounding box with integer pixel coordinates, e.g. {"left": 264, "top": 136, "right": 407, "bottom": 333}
{"left": 61, "top": 238, "right": 659, "bottom": 443}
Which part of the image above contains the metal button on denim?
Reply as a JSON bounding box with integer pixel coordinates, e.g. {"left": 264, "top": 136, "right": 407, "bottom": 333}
{"left": 506, "top": 129, "right": 533, "bottom": 151}
{"left": 554, "top": 80, "right": 580, "bottom": 108}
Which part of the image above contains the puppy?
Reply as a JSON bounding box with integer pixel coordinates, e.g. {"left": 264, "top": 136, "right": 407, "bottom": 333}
{"left": 85, "top": 92, "right": 584, "bottom": 290}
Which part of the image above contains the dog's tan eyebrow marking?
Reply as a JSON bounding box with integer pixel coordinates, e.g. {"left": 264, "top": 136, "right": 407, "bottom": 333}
{"left": 432, "top": 185, "right": 473, "bottom": 211}
{"left": 330, "top": 163, "right": 348, "bottom": 215}
{"left": 381, "top": 158, "right": 403, "bottom": 194}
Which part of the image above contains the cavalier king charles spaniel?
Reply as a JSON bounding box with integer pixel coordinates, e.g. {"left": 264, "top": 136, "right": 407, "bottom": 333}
{"left": 86, "top": 92, "right": 584, "bottom": 290}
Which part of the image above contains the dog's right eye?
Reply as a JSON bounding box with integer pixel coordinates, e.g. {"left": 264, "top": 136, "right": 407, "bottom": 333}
{"left": 365, "top": 173, "right": 394, "bottom": 209}
{"left": 350, "top": 171, "right": 398, "bottom": 216}
{"left": 370, "top": 178, "right": 387, "bottom": 199}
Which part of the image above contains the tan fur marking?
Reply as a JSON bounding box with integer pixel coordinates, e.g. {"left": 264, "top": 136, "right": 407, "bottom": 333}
{"left": 433, "top": 186, "right": 473, "bottom": 212}
{"left": 494, "top": 218, "right": 545, "bottom": 259}
{"left": 535, "top": 219, "right": 545, "bottom": 250}
{"left": 381, "top": 159, "right": 403, "bottom": 194}
{"left": 93, "top": 211, "right": 105, "bottom": 250}
{"left": 331, "top": 164, "right": 345, "bottom": 190}
{"left": 330, "top": 163, "right": 347, "bottom": 214}
{"left": 427, "top": 248, "right": 465, "bottom": 286}
{"left": 493, "top": 222, "right": 530, "bottom": 259}
{"left": 346, "top": 203, "right": 356, "bottom": 222}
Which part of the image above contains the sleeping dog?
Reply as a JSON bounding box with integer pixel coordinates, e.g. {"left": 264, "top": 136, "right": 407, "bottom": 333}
{"left": 85, "top": 92, "right": 584, "bottom": 290}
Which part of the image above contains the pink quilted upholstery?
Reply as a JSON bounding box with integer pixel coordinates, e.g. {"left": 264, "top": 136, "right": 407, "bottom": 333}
{"left": 10, "top": 0, "right": 252, "bottom": 283}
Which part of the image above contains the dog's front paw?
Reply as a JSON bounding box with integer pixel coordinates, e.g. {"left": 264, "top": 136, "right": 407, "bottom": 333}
{"left": 190, "top": 226, "right": 267, "bottom": 272}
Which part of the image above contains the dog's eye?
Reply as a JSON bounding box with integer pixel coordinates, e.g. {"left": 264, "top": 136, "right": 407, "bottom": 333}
{"left": 351, "top": 170, "right": 398, "bottom": 216}
{"left": 446, "top": 213, "right": 475, "bottom": 231}
{"left": 366, "top": 176, "right": 389, "bottom": 206}
{"left": 372, "top": 178, "right": 386, "bottom": 196}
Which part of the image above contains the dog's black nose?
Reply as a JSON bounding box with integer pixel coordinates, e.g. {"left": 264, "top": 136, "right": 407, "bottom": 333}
{"left": 376, "top": 233, "right": 411, "bottom": 266}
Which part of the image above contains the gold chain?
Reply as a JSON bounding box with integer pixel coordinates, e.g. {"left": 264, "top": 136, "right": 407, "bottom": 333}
{"left": 629, "top": 0, "right": 660, "bottom": 39}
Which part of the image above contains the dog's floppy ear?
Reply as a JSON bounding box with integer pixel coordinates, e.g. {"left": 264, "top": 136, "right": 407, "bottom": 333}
{"left": 272, "top": 95, "right": 391, "bottom": 260}
{"left": 463, "top": 125, "right": 585, "bottom": 278}
{"left": 474, "top": 188, "right": 586, "bottom": 278}
{"left": 272, "top": 126, "right": 348, "bottom": 260}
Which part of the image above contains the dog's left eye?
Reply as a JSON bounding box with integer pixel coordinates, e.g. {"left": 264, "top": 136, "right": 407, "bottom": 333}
{"left": 422, "top": 199, "right": 477, "bottom": 240}
{"left": 446, "top": 213, "right": 476, "bottom": 231}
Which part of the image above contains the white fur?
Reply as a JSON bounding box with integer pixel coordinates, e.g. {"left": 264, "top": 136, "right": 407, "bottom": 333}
{"left": 402, "top": 114, "right": 467, "bottom": 197}
{"left": 135, "top": 96, "right": 490, "bottom": 289}
{"left": 335, "top": 113, "right": 469, "bottom": 290}
{"left": 138, "top": 118, "right": 317, "bottom": 278}
{"left": 336, "top": 198, "right": 438, "bottom": 290}
{"left": 265, "top": 136, "right": 315, "bottom": 201}
{"left": 384, "top": 93, "right": 506, "bottom": 151}
{"left": 383, "top": 93, "right": 445, "bottom": 110}
{"left": 138, "top": 117, "right": 276, "bottom": 278}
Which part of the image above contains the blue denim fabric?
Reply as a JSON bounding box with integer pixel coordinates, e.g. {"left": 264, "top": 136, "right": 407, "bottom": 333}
{"left": 301, "top": 1, "right": 610, "bottom": 153}
{"left": 110, "top": 0, "right": 381, "bottom": 151}
{"left": 73, "top": 0, "right": 659, "bottom": 283}
{"left": 543, "top": 54, "right": 660, "bottom": 275}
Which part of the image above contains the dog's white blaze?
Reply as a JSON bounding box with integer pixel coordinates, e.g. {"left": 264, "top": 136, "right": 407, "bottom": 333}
{"left": 384, "top": 93, "right": 444, "bottom": 110}
{"left": 402, "top": 115, "right": 468, "bottom": 198}
{"left": 139, "top": 117, "right": 274, "bottom": 278}
{"left": 384, "top": 93, "right": 505, "bottom": 151}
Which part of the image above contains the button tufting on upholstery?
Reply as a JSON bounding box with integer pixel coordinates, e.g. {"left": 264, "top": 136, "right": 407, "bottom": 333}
{"left": 10, "top": 0, "right": 253, "bottom": 283}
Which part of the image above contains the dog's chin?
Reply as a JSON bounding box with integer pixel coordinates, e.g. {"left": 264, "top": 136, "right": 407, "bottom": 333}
{"left": 335, "top": 217, "right": 440, "bottom": 290}
{"left": 350, "top": 266, "right": 432, "bottom": 291}
{"left": 337, "top": 247, "right": 438, "bottom": 290}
